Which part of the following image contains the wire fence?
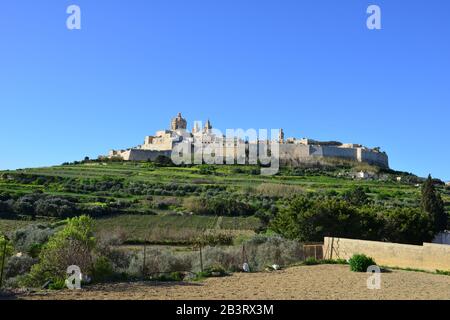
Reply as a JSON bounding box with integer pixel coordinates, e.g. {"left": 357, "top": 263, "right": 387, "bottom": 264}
{"left": 134, "top": 239, "right": 324, "bottom": 279}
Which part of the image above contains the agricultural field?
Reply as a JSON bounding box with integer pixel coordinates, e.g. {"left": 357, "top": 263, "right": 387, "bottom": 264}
{"left": 18, "top": 264, "right": 450, "bottom": 300}
{"left": 0, "top": 160, "right": 449, "bottom": 244}
{"left": 0, "top": 160, "right": 449, "bottom": 297}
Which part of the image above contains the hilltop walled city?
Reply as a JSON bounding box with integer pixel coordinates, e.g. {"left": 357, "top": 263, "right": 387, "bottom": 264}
{"left": 108, "top": 113, "right": 389, "bottom": 168}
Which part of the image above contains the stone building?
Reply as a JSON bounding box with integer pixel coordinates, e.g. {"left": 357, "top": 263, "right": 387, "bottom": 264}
{"left": 108, "top": 113, "right": 389, "bottom": 168}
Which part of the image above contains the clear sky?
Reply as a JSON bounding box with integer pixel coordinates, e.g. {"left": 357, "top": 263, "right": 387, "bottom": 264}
{"left": 0, "top": 0, "right": 449, "bottom": 180}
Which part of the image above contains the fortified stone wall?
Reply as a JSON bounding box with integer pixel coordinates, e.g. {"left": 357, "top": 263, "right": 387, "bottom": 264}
{"left": 278, "top": 144, "right": 388, "bottom": 168}
{"left": 358, "top": 148, "right": 389, "bottom": 168}
{"left": 279, "top": 144, "right": 310, "bottom": 160}
{"left": 116, "top": 149, "right": 172, "bottom": 161}
{"left": 312, "top": 145, "right": 357, "bottom": 160}
{"left": 110, "top": 142, "right": 389, "bottom": 168}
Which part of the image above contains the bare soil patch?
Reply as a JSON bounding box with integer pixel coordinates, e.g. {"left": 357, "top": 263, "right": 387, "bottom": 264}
{"left": 19, "top": 265, "right": 450, "bottom": 300}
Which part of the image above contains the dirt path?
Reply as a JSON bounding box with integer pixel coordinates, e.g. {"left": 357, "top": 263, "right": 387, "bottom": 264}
{"left": 19, "top": 265, "right": 450, "bottom": 300}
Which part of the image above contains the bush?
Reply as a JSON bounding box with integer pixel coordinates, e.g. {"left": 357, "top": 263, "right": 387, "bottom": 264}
{"left": 91, "top": 256, "right": 114, "bottom": 282}
{"left": 154, "top": 155, "right": 174, "bottom": 167}
{"left": 5, "top": 254, "right": 37, "bottom": 279}
{"left": 184, "top": 196, "right": 255, "bottom": 216}
{"left": 197, "top": 265, "right": 228, "bottom": 278}
{"left": 48, "top": 279, "right": 67, "bottom": 290}
{"left": 25, "top": 215, "right": 96, "bottom": 287}
{"left": 244, "top": 235, "right": 304, "bottom": 271}
{"left": 198, "top": 165, "right": 217, "bottom": 175}
{"left": 348, "top": 254, "right": 376, "bottom": 272}
{"left": 343, "top": 186, "right": 370, "bottom": 206}
{"left": 35, "top": 196, "right": 78, "bottom": 218}
{"left": 256, "top": 183, "right": 304, "bottom": 198}
{"left": 303, "top": 257, "right": 319, "bottom": 265}
{"left": 197, "top": 233, "right": 233, "bottom": 246}
{"left": 160, "top": 271, "right": 185, "bottom": 281}
{"left": 320, "top": 259, "right": 348, "bottom": 265}
{"left": 383, "top": 208, "right": 434, "bottom": 245}
{"left": 127, "top": 248, "right": 193, "bottom": 277}
{"left": 11, "top": 224, "right": 55, "bottom": 257}
{"left": 3, "top": 275, "right": 27, "bottom": 289}
{"left": 201, "top": 246, "right": 241, "bottom": 272}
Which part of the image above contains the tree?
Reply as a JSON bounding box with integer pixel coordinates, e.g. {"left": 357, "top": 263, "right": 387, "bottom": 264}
{"left": 421, "top": 175, "right": 448, "bottom": 232}
{"left": 343, "top": 186, "right": 370, "bottom": 206}
{"left": 383, "top": 207, "right": 434, "bottom": 245}
{"left": 154, "top": 155, "right": 174, "bottom": 167}
{"left": 269, "top": 197, "right": 375, "bottom": 242}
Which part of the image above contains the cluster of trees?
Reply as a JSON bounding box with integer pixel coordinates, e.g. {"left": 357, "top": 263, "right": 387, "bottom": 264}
{"left": 124, "top": 181, "right": 226, "bottom": 197}
{"left": 270, "top": 176, "right": 448, "bottom": 245}
{"left": 184, "top": 196, "right": 257, "bottom": 216}
{"left": 0, "top": 192, "right": 127, "bottom": 219}
{"left": 2, "top": 172, "right": 228, "bottom": 198}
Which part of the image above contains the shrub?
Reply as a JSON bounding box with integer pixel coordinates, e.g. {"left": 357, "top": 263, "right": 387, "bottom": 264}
{"left": 3, "top": 275, "right": 27, "bottom": 289}
{"left": 304, "top": 257, "right": 319, "bottom": 265}
{"left": 383, "top": 207, "right": 434, "bottom": 245}
{"left": 197, "top": 265, "right": 228, "bottom": 278}
{"left": 34, "top": 196, "right": 78, "bottom": 218}
{"left": 25, "top": 215, "right": 96, "bottom": 287}
{"left": 127, "top": 248, "right": 193, "bottom": 277}
{"left": 436, "top": 270, "right": 450, "bottom": 276}
{"left": 13, "top": 195, "right": 39, "bottom": 216}
{"left": 256, "top": 183, "right": 304, "bottom": 198}
{"left": 198, "top": 165, "right": 217, "bottom": 175}
{"left": 198, "top": 233, "right": 233, "bottom": 246}
{"left": 320, "top": 259, "right": 348, "bottom": 265}
{"left": 91, "top": 256, "right": 114, "bottom": 282}
{"left": 11, "top": 224, "right": 55, "bottom": 256}
{"left": 348, "top": 254, "right": 376, "bottom": 272}
{"left": 200, "top": 246, "right": 241, "bottom": 272}
{"left": 184, "top": 196, "right": 255, "bottom": 216}
{"left": 154, "top": 155, "right": 174, "bottom": 167}
{"left": 96, "top": 240, "right": 132, "bottom": 271}
{"left": 151, "top": 271, "right": 185, "bottom": 282}
{"left": 343, "top": 186, "right": 370, "bottom": 206}
{"left": 244, "top": 235, "right": 304, "bottom": 271}
{"left": 48, "top": 278, "right": 67, "bottom": 290}
{"left": 5, "top": 254, "right": 37, "bottom": 279}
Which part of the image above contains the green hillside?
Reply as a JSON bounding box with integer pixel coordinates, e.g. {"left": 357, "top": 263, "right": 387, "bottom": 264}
{"left": 0, "top": 160, "right": 449, "bottom": 245}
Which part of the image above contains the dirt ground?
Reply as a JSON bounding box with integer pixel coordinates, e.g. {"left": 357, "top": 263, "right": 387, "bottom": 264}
{"left": 16, "top": 265, "right": 450, "bottom": 300}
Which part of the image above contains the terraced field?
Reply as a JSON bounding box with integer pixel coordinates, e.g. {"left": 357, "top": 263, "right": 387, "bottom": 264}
{"left": 1, "top": 161, "right": 449, "bottom": 243}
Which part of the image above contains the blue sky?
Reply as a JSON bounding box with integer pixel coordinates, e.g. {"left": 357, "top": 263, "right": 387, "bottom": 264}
{"left": 0, "top": 0, "right": 449, "bottom": 180}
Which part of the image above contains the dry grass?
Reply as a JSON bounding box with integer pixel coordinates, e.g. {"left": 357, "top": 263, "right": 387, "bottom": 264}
{"left": 255, "top": 183, "right": 304, "bottom": 198}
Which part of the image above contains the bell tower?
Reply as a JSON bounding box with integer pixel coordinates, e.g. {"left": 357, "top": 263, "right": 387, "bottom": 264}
{"left": 171, "top": 113, "right": 187, "bottom": 131}
{"left": 279, "top": 129, "right": 285, "bottom": 143}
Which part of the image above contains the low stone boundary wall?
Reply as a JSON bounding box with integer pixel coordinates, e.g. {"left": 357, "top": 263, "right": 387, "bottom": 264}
{"left": 323, "top": 237, "right": 450, "bottom": 272}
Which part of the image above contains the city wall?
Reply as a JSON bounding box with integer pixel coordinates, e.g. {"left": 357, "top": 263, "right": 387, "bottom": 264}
{"left": 110, "top": 143, "right": 389, "bottom": 168}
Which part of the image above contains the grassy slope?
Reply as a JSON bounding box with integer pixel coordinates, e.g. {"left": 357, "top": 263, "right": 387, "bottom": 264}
{"left": 1, "top": 162, "right": 449, "bottom": 241}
